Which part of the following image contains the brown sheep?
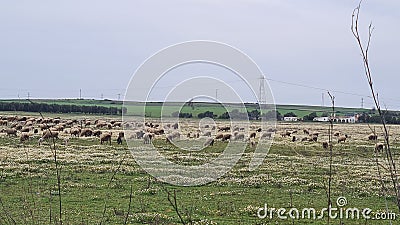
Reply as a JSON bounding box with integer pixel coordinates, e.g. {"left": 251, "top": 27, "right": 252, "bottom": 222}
{"left": 368, "top": 134, "right": 378, "bottom": 141}
{"left": 143, "top": 133, "right": 153, "bottom": 144}
{"left": 218, "top": 126, "right": 230, "bottom": 132}
{"left": 234, "top": 133, "right": 245, "bottom": 141}
{"left": 100, "top": 133, "right": 112, "bottom": 144}
{"left": 2, "top": 128, "right": 17, "bottom": 136}
{"left": 322, "top": 141, "right": 329, "bottom": 149}
{"left": 20, "top": 133, "right": 30, "bottom": 142}
{"left": 42, "top": 130, "right": 59, "bottom": 139}
{"left": 215, "top": 133, "right": 224, "bottom": 140}
{"left": 338, "top": 135, "right": 347, "bottom": 143}
{"left": 375, "top": 143, "right": 384, "bottom": 153}
{"left": 70, "top": 128, "right": 81, "bottom": 137}
{"left": 261, "top": 132, "right": 272, "bottom": 139}
{"left": 80, "top": 128, "right": 93, "bottom": 137}
{"left": 93, "top": 130, "right": 102, "bottom": 137}
{"left": 222, "top": 134, "right": 232, "bottom": 141}
{"left": 312, "top": 136, "right": 318, "bottom": 142}
{"left": 20, "top": 127, "right": 30, "bottom": 133}
{"left": 203, "top": 131, "right": 212, "bottom": 137}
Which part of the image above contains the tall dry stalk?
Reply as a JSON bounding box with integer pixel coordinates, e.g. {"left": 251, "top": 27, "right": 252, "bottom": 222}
{"left": 27, "top": 99, "right": 63, "bottom": 224}
{"left": 351, "top": 1, "right": 400, "bottom": 210}
{"left": 327, "top": 91, "right": 335, "bottom": 225}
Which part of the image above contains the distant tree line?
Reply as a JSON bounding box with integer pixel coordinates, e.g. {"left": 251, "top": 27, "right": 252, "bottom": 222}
{"left": 0, "top": 101, "right": 124, "bottom": 115}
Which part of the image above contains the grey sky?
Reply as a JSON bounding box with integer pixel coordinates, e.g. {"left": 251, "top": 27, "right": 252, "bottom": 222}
{"left": 0, "top": 0, "right": 399, "bottom": 109}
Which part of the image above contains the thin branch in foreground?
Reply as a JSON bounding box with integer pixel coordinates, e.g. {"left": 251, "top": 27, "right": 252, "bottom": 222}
{"left": 351, "top": 1, "right": 400, "bottom": 211}
{"left": 124, "top": 185, "right": 133, "bottom": 225}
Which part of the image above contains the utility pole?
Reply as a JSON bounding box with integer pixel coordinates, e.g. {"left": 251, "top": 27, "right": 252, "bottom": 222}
{"left": 322, "top": 93, "right": 325, "bottom": 107}
{"left": 27, "top": 92, "right": 30, "bottom": 100}
{"left": 361, "top": 98, "right": 364, "bottom": 108}
{"left": 259, "top": 76, "right": 266, "bottom": 105}
{"left": 117, "top": 93, "right": 121, "bottom": 101}
{"left": 79, "top": 89, "right": 82, "bottom": 99}
{"left": 101, "top": 93, "right": 103, "bottom": 100}
{"left": 215, "top": 89, "right": 218, "bottom": 102}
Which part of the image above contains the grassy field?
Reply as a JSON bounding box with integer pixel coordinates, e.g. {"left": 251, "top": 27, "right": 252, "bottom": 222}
{"left": 0, "top": 112, "right": 399, "bottom": 224}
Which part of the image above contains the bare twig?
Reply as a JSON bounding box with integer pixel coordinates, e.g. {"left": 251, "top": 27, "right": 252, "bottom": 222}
{"left": 351, "top": 1, "right": 400, "bottom": 211}
{"left": 327, "top": 91, "right": 335, "bottom": 225}
{"left": 160, "top": 185, "right": 186, "bottom": 225}
{"left": 124, "top": 185, "right": 133, "bottom": 225}
{"left": 27, "top": 99, "right": 63, "bottom": 224}
{"left": 99, "top": 151, "right": 128, "bottom": 225}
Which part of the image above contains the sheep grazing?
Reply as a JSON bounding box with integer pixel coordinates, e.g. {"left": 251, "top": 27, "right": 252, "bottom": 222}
{"left": 311, "top": 132, "right": 319, "bottom": 137}
{"left": 303, "top": 129, "right": 310, "bottom": 135}
{"left": 256, "top": 128, "right": 262, "bottom": 133}
{"left": 222, "top": 134, "right": 232, "bottom": 141}
{"left": 154, "top": 129, "right": 164, "bottom": 135}
{"left": 250, "top": 140, "right": 256, "bottom": 148}
{"left": 249, "top": 132, "right": 256, "bottom": 139}
{"left": 20, "top": 127, "right": 30, "bottom": 133}
{"left": 334, "top": 132, "right": 340, "bottom": 137}
{"left": 311, "top": 136, "right": 318, "bottom": 142}
{"left": 322, "top": 141, "right": 329, "bottom": 149}
{"left": 80, "top": 128, "right": 93, "bottom": 137}
{"left": 172, "top": 123, "right": 179, "bottom": 129}
{"left": 368, "top": 134, "right": 378, "bottom": 141}
{"left": 2, "top": 128, "right": 17, "bottom": 136}
{"left": 291, "top": 130, "right": 298, "bottom": 134}
{"left": 70, "top": 128, "right": 81, "bottom": 137}
{"left": 20, "top": 133, "right": 30, "bottom": 142}
{"left": 33, "top": 129, "right": 38, "bottom": 134}
{"left": 143, "top": 133, "right": 153, "bottom": 144}
{"left": 203, "top": 131, "right": 212, "bottom": 137}
{"left": 42, "top": 130, "right": 59, "bottom": 139}
{"left": 338, "top": 135, "right": 347, "bottom": 143}
{"left": 261, "top": 132, "right": 272, "bottom": 139}
{"left": 187, "top": 132, "right": 191, "bottom": 138}
{"left": 267, "top": 128, "right": 277, "bottom": 133}
{"left": 117, "top": 136, "right": 123, "bottom": 145}
{"left": 301, "top": 137, "right": 308, "bottom": 142}
{"left": 93, "top": 130, "right": 102, "bottom": 137}
{"left": 292, "top": 136, "right": 297, "bottom": 142}
{"left": 375, "top": 143, "right": 384, "bottom": 153}
{"left": 100, "top": 133, "right": 112, "bottom": 144}
{"left": 204, "top": 138, "right": 214, "bottom": 147}
{"left": 234, "top": 133, "right": 245, "bottom": 141}
{"left": 218, "top": 126, "right": 230, "bottom": 132}
{"left": 0, "top": 120, "right": 7, "bottom": 126}
{"left": 38, "top": 137, "right": 44, "bottom": 146}
{"left": 283, "top": 131, "right": 292, "bottom": 137}
{"left": 215, "top": 133, "right": 224, "bottom": 140}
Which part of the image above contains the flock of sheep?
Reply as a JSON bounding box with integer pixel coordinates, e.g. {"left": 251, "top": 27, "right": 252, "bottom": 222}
{"left": 0, "top": 115, "right": 386, "bottom": 152}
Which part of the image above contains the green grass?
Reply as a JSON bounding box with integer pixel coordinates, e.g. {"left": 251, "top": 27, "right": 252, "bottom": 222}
{"left": 0, "top": 125, "right": 399, "bottom": 224}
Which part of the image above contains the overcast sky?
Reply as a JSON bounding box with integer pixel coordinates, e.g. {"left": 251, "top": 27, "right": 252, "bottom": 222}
{"left": 1, "top": 0, "right": 399, "bottom": 109}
